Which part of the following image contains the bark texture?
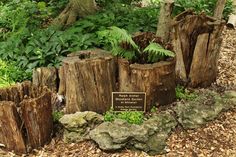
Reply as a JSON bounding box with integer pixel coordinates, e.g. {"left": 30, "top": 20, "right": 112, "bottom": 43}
{"left": 0, "top": 101, "right": 26, "bottom": 154}
{"left": 118, "top": 58, "right": 176, "bottom": 111}
{"left": 156, "top": 0, "right": 174, "bottom": 43}
{"left": 172, "top": 11, "right": 225, "bottom": 87}
{"left": 53, "top": 0, "right": 97, "bottom": 26}
{"left": 59, "top": 49, "right": 116, "bottom": 114}
{"left": 20, "top": 92, "right": 53, "bottom": 149}
{"left": 33, "top": 67, "right": 58, "bottom": 93}
{"left": 0, "top": 82, "right": 53, "bottom": 154}
{"left": 214, "top": 0, "right": 227, "bottom": 20}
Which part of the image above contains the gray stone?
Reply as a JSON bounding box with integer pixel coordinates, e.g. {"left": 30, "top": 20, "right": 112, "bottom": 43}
{"left": 59, "top": 111, "right": 103, "bottom": 142}
{"left": 89, "top": 112, "right": 177, "bottom": 155}
{"left": 174, "top": 90, "right": 236, "bottom": 129}
{"left": 224, "top": 90, "right": 236, "bottom": 105}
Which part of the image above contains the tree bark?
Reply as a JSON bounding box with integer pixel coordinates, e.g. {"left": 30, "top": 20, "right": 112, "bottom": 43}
{"left": 60, "top": 49, "right": 116, "bottom": 114}
{"left": 118, "top": 58, "right": 176, "bottom": 111}
{"left": 0, "top": 101, "right": 26, "bottom": 154}
{"left": 214, "top": 0, "right": 227, "bottom": 20}
{"left": 172, "top": 11, "right": 225, "bottom": 87}
{"left": 20, "top": 91, "right": 53, "bottom": 149}
{"left": 156, "top": 0, "right": 174, "bottom": 43}
{"left": 0, "top": 82, "right": 53, "bottom": 154}
{"left": 53, "top": 0, "right": 98, "bottom": 26}
{"left": 33, "top": 67, "right": 58, "bottom": 93}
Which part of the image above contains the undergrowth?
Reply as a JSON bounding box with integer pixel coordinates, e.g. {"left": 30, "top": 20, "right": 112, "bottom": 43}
{"left": 104, "top": 109, "right": 144, "bottom": 125}
{"left": 175, "top": 85, "right": 198, "bottom": 101}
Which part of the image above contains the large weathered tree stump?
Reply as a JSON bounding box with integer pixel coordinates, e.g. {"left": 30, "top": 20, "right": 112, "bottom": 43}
{"left": 59, "top": 49, "right": 116, "bottom": 113}
{"left": 0, "top": 101, "right": 26, "bottom": 153}
{"left": 118, "top": 32, "right": 176, "bottom": 111}
{"left": 172, "top": 11, "right": 225, "bottom": 87}
{"left": 0, "top": 82, "right": 53, "bottom": 154}
{"left": 33, "top": 67, "right": 58, "bottom": 93}
{"left": 118, "top": 58, "right": 176, "bottom": 111}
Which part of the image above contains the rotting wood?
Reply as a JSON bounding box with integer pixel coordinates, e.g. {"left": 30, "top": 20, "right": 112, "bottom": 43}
{"left": 118, "top": 58, "right": 176, "bottom": 111}
{"left": 172, "top": 11, "right": 225, "bottom": 87}
{"left": 33, "top": 67, "right": 58, "bottom": 93}
{"left": 60, "top": 49, "right": 116, "bottom": 113}
{"left": 0, "top": 101, "right": 26, "bottom": 153}
{"left": 20, "top": 91, "right": 53, "bottom": 149}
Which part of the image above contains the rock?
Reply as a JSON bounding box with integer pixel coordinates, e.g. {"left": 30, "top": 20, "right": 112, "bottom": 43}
{"left": 224, "top": 90, "right": 236, "bottom": 104}
{"left": 89, "top": 112, "right": 177, "bottom": 155}
{"left": 174, "top": 90, "right": 236, "bottom": 129}
{"left": 59, "top": 111, "right": 103, "bottom": 142}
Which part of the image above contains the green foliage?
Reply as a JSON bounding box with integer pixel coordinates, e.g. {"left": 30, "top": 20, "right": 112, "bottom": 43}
{"left": 99, "top": 26, "right": 175, "bottom": 63}
{"left": 143, "top": 42, "right": 175, "bottom": 63}
{"left": 175, "top": 85, "right": 197, "bottom": 101}
{"left": 150, "top": 106, "right": 158, "bottom": 113}
{"left": 0, "top": 60, "right": 31, "bottom": 88}
{"left": 104, "top": 109, "right": 144, "bottom": 125}
{"left": 52, "top": 111, "right": 64, "bottom": 122}
{"left": 0, "top": 3, "right": 159, "bottom": 78}
{"left": 174, "top": 0, "right": 234, "bottom": 19}
{"left": 96, "top": 0, "right": 142, "bottom": 7}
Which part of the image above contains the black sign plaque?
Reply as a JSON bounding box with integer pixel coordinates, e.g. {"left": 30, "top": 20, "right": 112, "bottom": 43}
{"left": 112, "top": 92, "right": 146, "bottom": 112}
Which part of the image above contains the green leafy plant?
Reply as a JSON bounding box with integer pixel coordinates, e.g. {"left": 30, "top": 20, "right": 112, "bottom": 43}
{"left": 52, "top": 111, "right": 64, "bottom": 122}
{"left": 104, "top": 109, "right": 144, "bottom": 125}
{"left": 99, "top": 26, "right": 175, "bottom": 63}
{"left": 0, "top": 60, "right": 31, "bottom": 88}
{"left": 175, "top": 85, "right": 197, "bottom": 101}
{"left": 0, "top": 2, "right": 160, "bottom": 80}
{"left": 150, "top": 106, "right": 157, "bottom": 113}
{"left": 173, "top": 0, "right": 233, "bottom": 19}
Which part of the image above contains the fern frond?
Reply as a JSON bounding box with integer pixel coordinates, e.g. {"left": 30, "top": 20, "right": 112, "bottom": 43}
{"left": 143, "top": 42, "right": 175, "bottom": 63}
{"left": 98, "top": 26, "right": 139, "bottom": 51}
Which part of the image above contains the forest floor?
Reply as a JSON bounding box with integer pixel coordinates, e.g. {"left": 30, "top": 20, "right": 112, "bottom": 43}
{"left": 0, "top": 27, "right": 236, "bottom": 157}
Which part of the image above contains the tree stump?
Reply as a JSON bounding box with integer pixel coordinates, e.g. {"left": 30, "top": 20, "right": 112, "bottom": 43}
{"left": 33, "top": 67, "right": 58, "bottom": 93}
{"left": 118, "top": 32, "right": 176, "bottom": 111}
{"left": 118, "top": 58, "right": 176, "bottom": 111}
{"left": 0, "top": 101, "right": 26, "bottom": 153}
{"left": 0, "top": 82, "right": 53, "bottom": 154}
{"left": 172, "top": 11, "right": 225, "bottom": 87}
{"left": 20, "top": 92, "right": 53, "bottom": 149}
{"left": 59, "top": 49, "right": 116, "bottom": 113}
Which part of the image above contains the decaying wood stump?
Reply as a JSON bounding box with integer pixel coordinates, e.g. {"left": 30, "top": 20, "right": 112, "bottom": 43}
{"left": 0, "top": 82, "right": 53, "bottom": 154}
{"left": 59, "top": 49, "right": 116, "bottom": 113}
{"left": 20, "top": 92, "right": 53, "bottom": 149}
{"left": 118, "top": 58, "right": 176, "bottom": 111}
{"left": 33, "top": 67, "right": 58, "bottom": 93}
{"left": 118, "top": 32, "right": 176, "bottom": 110}
{"left": 172, "top": 11, "right": 225, "bottom": 87}
{"left": 0, "top": 101, "right": 26, "bottom": 153}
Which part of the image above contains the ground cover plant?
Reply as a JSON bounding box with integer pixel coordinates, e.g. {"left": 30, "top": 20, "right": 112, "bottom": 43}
{"left": 0, "top": 0, "right": 233, "bottom": 81}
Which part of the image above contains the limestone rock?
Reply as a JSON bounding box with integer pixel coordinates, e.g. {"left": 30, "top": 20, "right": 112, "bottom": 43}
{"left": 174, "top": 90, "right": 236, "bottom": 129}
{"left": 224, "top": 90, "right": 236, "bottom": 104}
{"left": 89, "top": 112, "right": 177, "bottom": 155}
{"left": 59, "top": 111, "right": 103, "bottom": 142}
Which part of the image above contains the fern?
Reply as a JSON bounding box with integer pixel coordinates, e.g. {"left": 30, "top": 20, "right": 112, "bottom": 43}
{"left": 99, "top": 26, "right": 175, "bottom": 63}
{"left": 98, "top": 26, "right": 139, "bottom": 60}
{"left": 143, "top": 42, "right": 175, "bottom": 63}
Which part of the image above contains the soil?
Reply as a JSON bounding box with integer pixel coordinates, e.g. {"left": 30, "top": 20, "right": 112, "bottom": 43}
{"left": 0, "top": 27, "right": 235, "bottom": 157}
